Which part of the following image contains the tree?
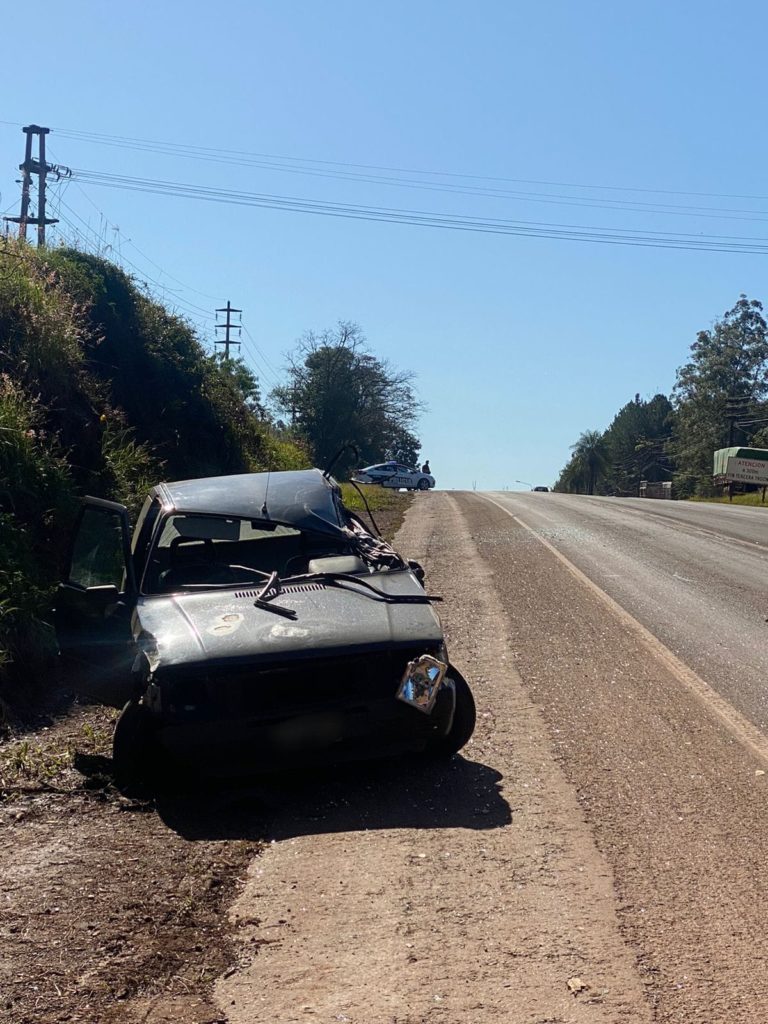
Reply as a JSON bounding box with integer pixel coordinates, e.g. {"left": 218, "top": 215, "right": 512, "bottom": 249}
{"left": 569, "top": 429, "right": 608, "bottom": 495}
{"left": 382, "top": 424, "right": 421, "bottom": 466}
{"left": 554, "top": 454, "right": 588, "bottom": 493}
{"left": 603, "top": 393, "right": 674, "bottom": 495}
{"left": 210, "top": 353, "right": 265, "bottom": 418}
{"left": 672, "top": 296, "right": 768, "bottom": 496}
{"left": 271, "top": 321, "right": 421, "bottom": 478}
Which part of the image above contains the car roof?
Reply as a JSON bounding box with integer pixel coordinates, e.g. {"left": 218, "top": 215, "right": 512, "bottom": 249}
{"left": 152, "top": 468, "right": 346, "bottom": 537}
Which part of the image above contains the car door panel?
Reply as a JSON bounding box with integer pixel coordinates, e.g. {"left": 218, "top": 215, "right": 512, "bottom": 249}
{"left": 55, "top": 498, "right": 138, "bottom": 707}
{"left": 384, "top": 472, "right": 413, "bottom": 489}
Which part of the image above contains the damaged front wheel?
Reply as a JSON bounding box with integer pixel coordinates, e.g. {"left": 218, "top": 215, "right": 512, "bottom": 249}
{"left": 112, "top": 699, "right": 157, "bottom": 796}
{"left": 427, "top": 668, "right": 476, "bottom": 758}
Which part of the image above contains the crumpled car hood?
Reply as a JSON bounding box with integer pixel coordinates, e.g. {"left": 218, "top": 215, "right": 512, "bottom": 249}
{"left": 135, "top": 571, "right": 443, "bottom": 669}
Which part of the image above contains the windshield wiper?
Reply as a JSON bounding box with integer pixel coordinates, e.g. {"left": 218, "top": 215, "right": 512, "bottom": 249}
{"left": 253, "top": 571, "right": 297, "bottom": 619}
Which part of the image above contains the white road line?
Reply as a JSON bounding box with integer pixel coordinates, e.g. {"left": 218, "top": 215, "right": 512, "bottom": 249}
{"left": 487, "top": 497, "right": 560, "bottom": 526}
{"left": 479, "top": 493, "right": 768, "bottom": 770}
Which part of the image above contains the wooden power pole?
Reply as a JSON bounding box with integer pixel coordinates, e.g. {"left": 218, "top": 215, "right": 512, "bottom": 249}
{"left": 215, "top": 301, "right": 242, "bottom": 359}
{"left": 4, "top": 125, "right": 70, "bottom": 246}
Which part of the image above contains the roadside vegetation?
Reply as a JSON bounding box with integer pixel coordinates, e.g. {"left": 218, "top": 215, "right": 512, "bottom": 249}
{"left": 691, "top": 492, "right": 768, "bottom": 507}
{"left": 555, "top": 296, "right": 768, "bottom": 499}
{"left": 340, "top": 481, "right": 414, "bottom": 539}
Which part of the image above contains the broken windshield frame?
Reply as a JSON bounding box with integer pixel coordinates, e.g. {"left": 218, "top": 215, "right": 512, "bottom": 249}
{"left": 140, "top": 511, "right": 351, "bottom": 596}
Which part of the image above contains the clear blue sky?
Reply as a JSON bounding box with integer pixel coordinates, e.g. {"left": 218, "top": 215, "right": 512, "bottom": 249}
{"left": 3, "top": 0, "right": 768, "bottom": 489}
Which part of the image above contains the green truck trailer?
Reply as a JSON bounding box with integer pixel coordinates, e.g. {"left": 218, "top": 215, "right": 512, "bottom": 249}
{"left": 713, "top": 446, "right": 768, "bottom": 489}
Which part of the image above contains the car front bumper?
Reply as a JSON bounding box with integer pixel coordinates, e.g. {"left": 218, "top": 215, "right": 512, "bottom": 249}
{"left": 155, "top": 683, "right": 456, "bottom": 773}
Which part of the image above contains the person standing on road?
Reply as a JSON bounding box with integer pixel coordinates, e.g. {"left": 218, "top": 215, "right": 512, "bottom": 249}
{"left": 421, "top": 460, "right": 431, "bottom": 474}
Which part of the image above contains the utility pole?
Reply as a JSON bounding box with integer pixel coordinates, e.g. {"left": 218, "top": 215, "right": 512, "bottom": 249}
{"left": 12, "top": 129, "right": 33, "bottom": 241}
{"left": 36, "top": 129, "right": 49, "bottom": 247}
{"left": 215, "top": 301, "right": 242, "bottom": 359}
{"left": 4, "top": 125, "right": 70, "bottom": 246}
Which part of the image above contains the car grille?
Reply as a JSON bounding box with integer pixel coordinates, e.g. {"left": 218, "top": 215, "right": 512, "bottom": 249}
{"left": 166, "top": 648, "right": 433, "bottom": 719}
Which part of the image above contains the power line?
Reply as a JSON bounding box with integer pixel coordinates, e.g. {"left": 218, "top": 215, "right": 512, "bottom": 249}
{"left": 11, "top": 120, "right": 768, "bottom": 252}
{"left": 56, "top": 196, "right": 215, "bottom": 332}
{"left": 52, "top": 206, "right": 277, "bottom": 388}
{"left": 46, "top": 156, "right": 222, "bottom": 308}
{"left": 41, "top": 126, "right": 768, "bottom": 225}
{"left": 40, "top": 142, "right": 274, "bottom": 383}
{"left": 240, "top": 323, "right": 281, "bottom": 389}
{"left": 121, "top": 235, "right": 220, "bottom": 305}
{"left": 49, "top": 174, "right": 274, "bottom": 382}
{"left": 68, "top": 168, "right": 768, "bottom": 254}
{"left": 41, "top": 122, "right": 768, "bottom": 204}
{"left": 56, "top": 196, "right": 209, "bottom": 319}
{"left": 7, "top": 118, "right": 768, "bottom": 218}
{"left": 238, "top": 341, "right": 280, "bottom": 390}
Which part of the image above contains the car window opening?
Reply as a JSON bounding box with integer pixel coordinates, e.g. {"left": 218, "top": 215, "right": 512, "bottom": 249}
{"left": 144, "top": 513, "right": 351, "bottom": 594}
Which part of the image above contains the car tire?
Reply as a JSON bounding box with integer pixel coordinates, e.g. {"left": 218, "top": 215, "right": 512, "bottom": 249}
{"left": 112, "top": 699, "right": 157, "bottom": 796}
{"left": 417, "top": 478, "right": 430, "bottom": 491}
{"left": 426, "top": 668, "right": 476, "bottom": 758}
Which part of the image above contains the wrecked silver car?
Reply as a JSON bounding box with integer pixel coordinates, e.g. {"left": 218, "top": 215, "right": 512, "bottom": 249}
{"left": 54, "top": 469, "right": 475, "bottom": 791}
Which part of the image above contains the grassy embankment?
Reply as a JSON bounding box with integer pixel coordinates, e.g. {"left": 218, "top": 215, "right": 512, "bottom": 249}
{"left": 339, "top": 482, "right": 413, "bottom": 541}
{"left": 0, "top": 239, "right": 308, "bottom": 720}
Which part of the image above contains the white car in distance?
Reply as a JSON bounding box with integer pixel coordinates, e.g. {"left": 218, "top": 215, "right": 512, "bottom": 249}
{"left": 352, "top": 462, "right": 436, "bottom": 491}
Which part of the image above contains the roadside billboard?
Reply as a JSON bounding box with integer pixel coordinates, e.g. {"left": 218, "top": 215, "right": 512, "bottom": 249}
{"left": 725, "top": 456, "right": 768, "bottom": 485}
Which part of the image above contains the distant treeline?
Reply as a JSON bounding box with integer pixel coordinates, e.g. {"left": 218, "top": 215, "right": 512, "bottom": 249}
{"left": 555, "top": 296, "right": 768, "bottom": 498}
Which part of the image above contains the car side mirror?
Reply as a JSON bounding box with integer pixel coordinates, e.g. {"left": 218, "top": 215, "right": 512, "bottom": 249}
{"left": 85, "top": 583, "right": 122, "bottom": 616}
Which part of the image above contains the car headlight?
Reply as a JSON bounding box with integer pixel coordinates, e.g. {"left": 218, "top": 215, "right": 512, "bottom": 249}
{"left": 396, "top": 654, "right": 447, "bottom": 714}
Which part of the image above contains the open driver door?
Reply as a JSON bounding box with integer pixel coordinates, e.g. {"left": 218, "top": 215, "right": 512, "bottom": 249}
{"left": 54, "top": 497, "right": 138, "bottom": 708}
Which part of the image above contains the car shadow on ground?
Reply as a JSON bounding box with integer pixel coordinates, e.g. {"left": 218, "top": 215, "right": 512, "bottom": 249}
{"left": 156, "top": 754, "right": 512, "bottom": 842}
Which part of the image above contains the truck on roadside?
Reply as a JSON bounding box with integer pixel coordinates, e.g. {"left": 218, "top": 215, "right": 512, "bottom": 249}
{"left": 713, "top": 446, "right": 768, "bottom": 501}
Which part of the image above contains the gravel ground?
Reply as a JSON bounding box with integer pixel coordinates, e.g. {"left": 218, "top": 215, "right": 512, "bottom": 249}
{"left": 0, "top": 703, "right": 263, "bottom": 1024}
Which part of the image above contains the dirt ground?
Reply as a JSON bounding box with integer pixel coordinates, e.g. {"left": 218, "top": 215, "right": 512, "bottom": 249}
{"left": 0, "top": 492, "right": 411, "bottom": 1024}
{"left": 0, "top": 702, "right": 264, "bottom": 1024}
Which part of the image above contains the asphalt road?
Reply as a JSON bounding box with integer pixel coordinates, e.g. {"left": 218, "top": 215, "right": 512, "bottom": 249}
{"left": 450, "top": 490, "right": 768, "bottom": 1022}
{"left": 483, "top": 491, "right": 768, "bottom": 734}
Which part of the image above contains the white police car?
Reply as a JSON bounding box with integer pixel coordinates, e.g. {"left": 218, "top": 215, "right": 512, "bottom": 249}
{"left": 352, "top": 462, "right": 436, "bottom": 491}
